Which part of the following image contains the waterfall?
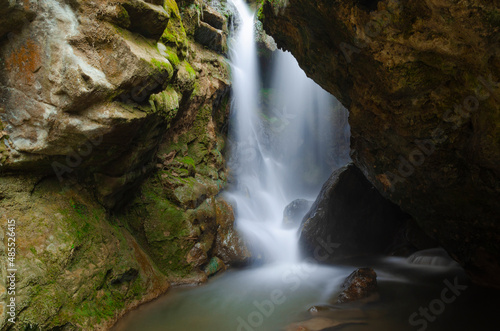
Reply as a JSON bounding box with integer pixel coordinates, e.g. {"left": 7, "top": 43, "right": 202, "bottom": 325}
{"left": 226, "top": 0, "right": 350, "bottom": 263}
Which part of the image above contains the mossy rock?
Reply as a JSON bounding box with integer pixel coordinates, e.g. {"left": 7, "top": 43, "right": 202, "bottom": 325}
{"left": 149, "top": 87, "right": 180, "bottom": 122}
{"left": 0, "top": 177, "right": 167, "bottom": 330}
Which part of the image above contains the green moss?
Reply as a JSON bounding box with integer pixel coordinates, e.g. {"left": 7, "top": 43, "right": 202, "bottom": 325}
{"left": 164, "top": 46, "right": 181, "bottom": 67}
{"left": 164, "top": 0, "right": 181, "bottom": 18}
{"left": 160, "top": 17, "right": 188, "bottom": 53}
{"left": 149, "top": 87, "right": 180, "bottom": 122}
{"left": 179, "top": 156, "right": 196, "bottom": 170}
{"left": 257, "top": 1, "right": 266, "bottom": 21}
{"left": 184, "top": 61, "right": 196, "bottom": 77}
{"left": 151, "top": 58, "right": 174, "bottom": 73}
{"left": 116, "top": 5, "right": 131, "bottom": 26}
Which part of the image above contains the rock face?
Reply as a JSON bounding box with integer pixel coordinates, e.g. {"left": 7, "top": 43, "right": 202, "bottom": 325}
{"left": 0, "top": 177, "right": 169, "bottom": 330}
{"left": 262, "top": 0, "right": 500, "bottom": 287}
{"left": 0, "top": 0, "right": 248, "bottom": 328}
{"left": 337, "top": 268, "right": 378, "bottom": 304}
{"left": 299, "top": 163, "right": 408, "bottom": 261}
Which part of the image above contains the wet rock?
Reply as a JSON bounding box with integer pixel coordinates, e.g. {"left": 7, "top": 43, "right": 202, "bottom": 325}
{"left": 299, "top": 163, "right": 408, "bottom": 261}
{"left": 0, "top": 0, "right": 37, "bottom": 39}
{"left": 282, "top": 199, "right": 313, "bottom": 229}
{"left": 389, "top": 218, "right": 439, "bottom": 257}
{"left": 337, "top": 268, "right": 378, "bottom": 304}
{"left": 214, "top": 198, "right": 252, "bottom": 265}
{"left": 187, "top": 242, "right": 209, "bottom": 267}
{"left": 0, "top": 1, "right": 235, "bottom": 329}
{"left": 0, "top": 177, "right": 169, "bottom": 330}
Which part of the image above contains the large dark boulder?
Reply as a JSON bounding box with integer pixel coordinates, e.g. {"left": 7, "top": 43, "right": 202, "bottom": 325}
{"left": 299, "top": 163, "right": 408, "bottom": 260}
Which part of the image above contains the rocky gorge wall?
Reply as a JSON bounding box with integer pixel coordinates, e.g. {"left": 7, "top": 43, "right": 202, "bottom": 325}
{"left": 261, "top": 0, "right": 500, "bottom": 288}
{"left": 0, "top": 0, "right": 249, "bottom": 329}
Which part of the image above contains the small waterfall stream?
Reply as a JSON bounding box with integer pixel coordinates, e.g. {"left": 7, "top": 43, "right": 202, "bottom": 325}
{"left": 225, "top": 0, "right": 349, "bottom": 263}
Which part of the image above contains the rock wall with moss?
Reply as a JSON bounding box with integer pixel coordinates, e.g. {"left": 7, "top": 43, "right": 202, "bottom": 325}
{"left": 0, "top": 0, "right": 248, "bottom": 329}
{"left": 261, "top": 0, "right": 500, "bottom": 288}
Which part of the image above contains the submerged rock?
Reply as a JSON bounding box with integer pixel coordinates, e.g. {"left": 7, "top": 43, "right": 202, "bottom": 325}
{"left": 337, "top": 268, "right": 378, "bottom": 304}
{"left": 282, "top": 198, "right": 313, "bottom": 229}
{"left": 299, "top": 163, "right": 408, "bottom": 261}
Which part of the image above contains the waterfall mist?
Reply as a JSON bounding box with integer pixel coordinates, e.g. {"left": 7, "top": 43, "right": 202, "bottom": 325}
{"left": 225, "top": 0, "right": 350, "bottom": 263}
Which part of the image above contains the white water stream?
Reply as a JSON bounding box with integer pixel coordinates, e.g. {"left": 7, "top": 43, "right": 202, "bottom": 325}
{"left": 225, "top": 0, "right": 350, "bottom": 263}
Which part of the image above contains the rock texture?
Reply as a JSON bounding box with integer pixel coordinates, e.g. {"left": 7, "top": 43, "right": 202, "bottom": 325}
{"left": 299, "top": 163, "right": 408, "bottom": 260}
{"left": 0, "top": 0, "right": 248, "bottom": 328}
{"left": 1, "top": 177, "right": 169, "bottom": 330}
{"left": 262, "top": 0, "right": 500, "bottom": 287}
{"left": 337, "top": 268, "right": 378, "bottom": 304}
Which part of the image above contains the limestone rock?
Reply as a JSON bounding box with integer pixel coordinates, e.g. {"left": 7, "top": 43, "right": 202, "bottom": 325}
{"left": 203, "top": 256, "right": 226, "bottom": 276}
{"left": 407, "top": 248, "right": 461, "bottom": 267}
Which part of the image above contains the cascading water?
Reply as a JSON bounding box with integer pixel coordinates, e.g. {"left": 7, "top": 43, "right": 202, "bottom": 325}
{"left": 225, "top": 0, "right": 350, "bottom": 263}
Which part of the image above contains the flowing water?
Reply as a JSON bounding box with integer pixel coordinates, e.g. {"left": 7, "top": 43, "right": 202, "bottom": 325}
{"left": 114, "top": 1, "right": 499, "bottom": 330}
{"left": 224, "top": 0, "right": 349, "bottom": 263}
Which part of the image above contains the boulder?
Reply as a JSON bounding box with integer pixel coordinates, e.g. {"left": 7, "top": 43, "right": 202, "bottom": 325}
{"left": 337, "top": 268, "right": 378, "bottom": 304}
{"left": 282, "top": 198, "right": 313, "bottom": 229}
{"left": 299, "top": 163, "right": 408, "bottom": 261}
